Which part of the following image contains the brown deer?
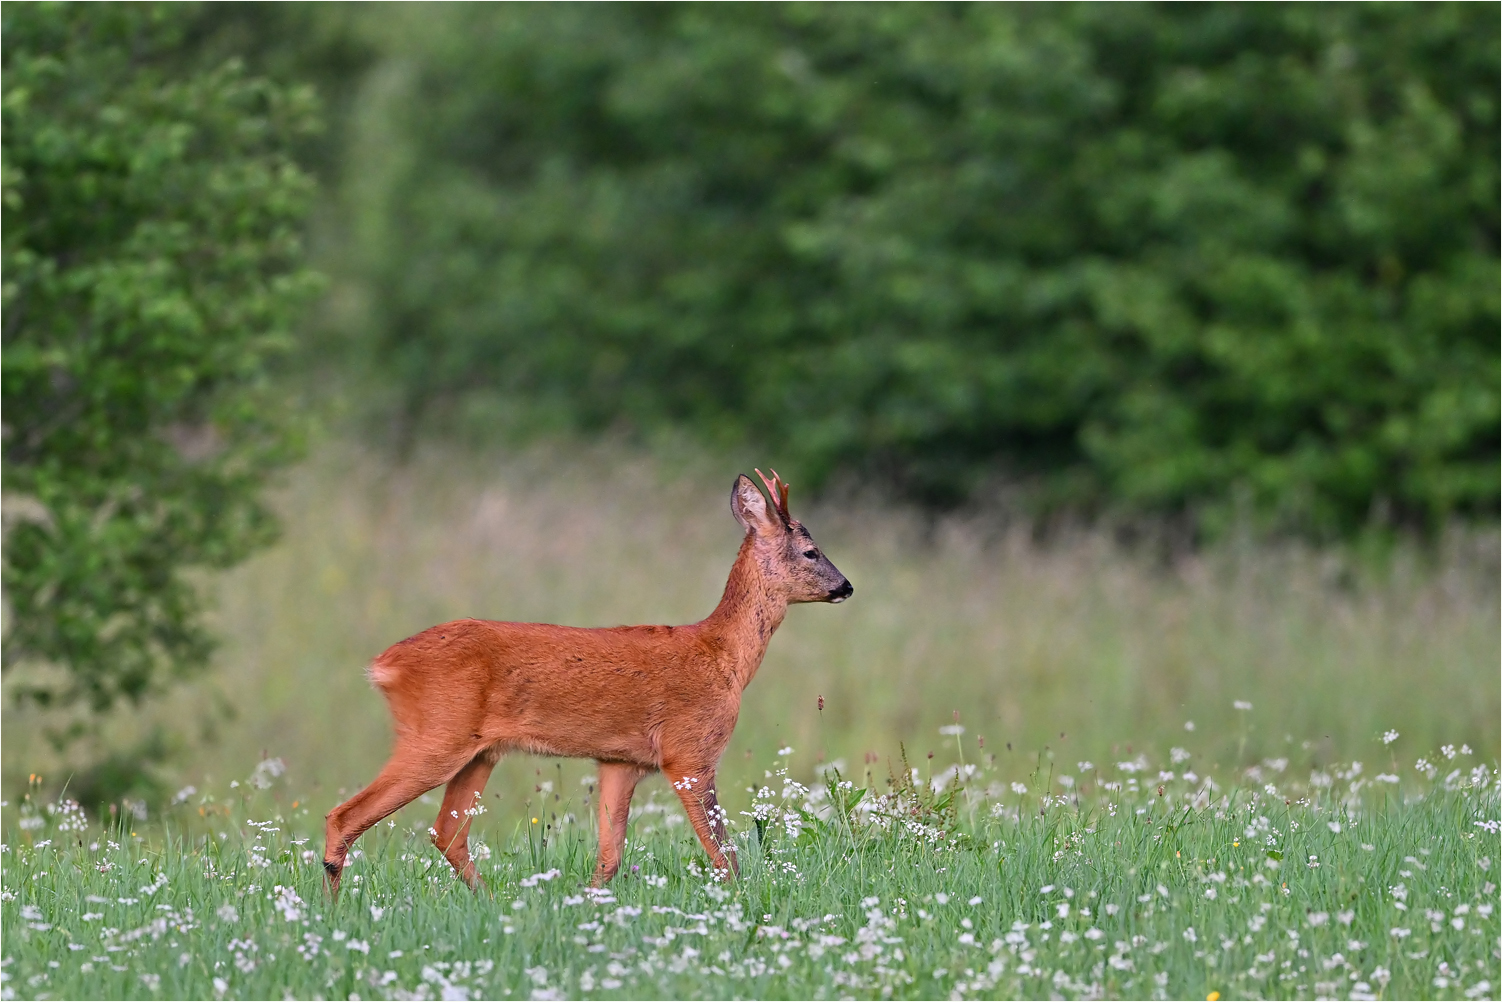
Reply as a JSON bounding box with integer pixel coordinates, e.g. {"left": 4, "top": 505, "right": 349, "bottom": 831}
{"left": 322, "top": 470, "right": 851, "bottom": 894}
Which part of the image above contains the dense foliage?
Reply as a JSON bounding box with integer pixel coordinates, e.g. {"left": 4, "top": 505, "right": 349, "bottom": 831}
{"left": 334, "top": 3, "right": 1498, "bottom": 535}
{"left": 1, "top": 3, "right": 319, "bottom": 714}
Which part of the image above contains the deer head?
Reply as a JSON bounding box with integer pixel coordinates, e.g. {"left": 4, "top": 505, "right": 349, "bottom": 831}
{"left": 730, "top": 469, "right": 852, "bottom": 604}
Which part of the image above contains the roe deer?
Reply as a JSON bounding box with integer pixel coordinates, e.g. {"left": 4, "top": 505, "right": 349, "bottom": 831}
{"left": 322, "top": 470, "right": 851, "bottom": 893}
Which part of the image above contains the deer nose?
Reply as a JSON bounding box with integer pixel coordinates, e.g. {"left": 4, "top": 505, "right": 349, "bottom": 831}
{"left": 828, "top": 579, "right": 853, "bottom": 603}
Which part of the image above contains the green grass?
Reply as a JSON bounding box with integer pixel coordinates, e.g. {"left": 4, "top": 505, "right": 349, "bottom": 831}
{"left": 2, "top": 442, "right": 1498, "bottom": 998}
{"left": 3, "top": 744, "right": 1498, "bottom": 1000}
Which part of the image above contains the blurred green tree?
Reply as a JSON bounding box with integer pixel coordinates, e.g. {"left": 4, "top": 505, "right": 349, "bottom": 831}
{"left": 1, "top": 3, "right": 321, "bottom": 721}
{"left": 332, "top": 3, "right": 1497, "bottom": 537}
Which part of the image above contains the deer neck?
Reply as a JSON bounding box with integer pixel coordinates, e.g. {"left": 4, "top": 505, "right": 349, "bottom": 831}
{"left": 703, "top": 536, "right": 789, "bottom": 691}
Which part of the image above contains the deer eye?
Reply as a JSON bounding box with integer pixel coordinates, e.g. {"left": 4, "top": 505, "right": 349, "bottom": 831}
{"left": 803, "top": 549, "right": 819, "bottom": 560}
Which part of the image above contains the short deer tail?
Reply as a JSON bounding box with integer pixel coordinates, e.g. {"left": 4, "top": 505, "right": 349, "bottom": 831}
{"left": 366, "top": 655, "right": 400, "bottom": 690}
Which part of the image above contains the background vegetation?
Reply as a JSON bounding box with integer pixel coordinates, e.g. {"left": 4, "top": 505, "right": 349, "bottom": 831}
{"left": 3, "top": 443, "right": 1495, "bottom": 823}
{"left": 1, "top": 3, "right": 1498, "bottom": 814}
{"left": 2, "top": 4, "right": 319, "bottom": 733}
{"left": 309, "top": 3, "right": 1499, "bottom": 535}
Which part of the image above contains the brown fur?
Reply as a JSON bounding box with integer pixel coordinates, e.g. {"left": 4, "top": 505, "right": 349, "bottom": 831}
{"left": 323, "top": 470, "right": 851, "bottom": 893}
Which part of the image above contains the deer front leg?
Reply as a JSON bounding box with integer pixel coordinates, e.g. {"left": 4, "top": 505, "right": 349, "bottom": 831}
{"left": 667, "top": 768, "right": 738, "bottom": 879}
{"left": 593, "top": 761, "right": 648, "bottom": 886}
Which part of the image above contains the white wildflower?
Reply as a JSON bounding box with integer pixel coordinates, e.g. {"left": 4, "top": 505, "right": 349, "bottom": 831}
{"left": 247, "top": 757, "right": 287, "bottom": 790}
{"left": 520, "top": 868, "right": 561, "bottom": 888}
{"left": 272, "top": 885, "right": 305, "bottom": 923}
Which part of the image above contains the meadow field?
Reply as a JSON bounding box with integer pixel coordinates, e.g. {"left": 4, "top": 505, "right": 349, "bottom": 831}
{"left": 2, "top": 442, "right": 1496, "bottom": 819}
{"left": 2, "top": 443, "right": 1499, "bottom": 999}
{"left": 2, "top": 739, "right": 1498, "bottom": 1000}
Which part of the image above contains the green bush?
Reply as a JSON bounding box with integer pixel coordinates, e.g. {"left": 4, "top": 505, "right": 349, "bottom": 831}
{"left": 1, "top": 3, "right": 320, "bottom": 715}
{"left": 336, "top": 3, "right": 1497, "bottom": 536}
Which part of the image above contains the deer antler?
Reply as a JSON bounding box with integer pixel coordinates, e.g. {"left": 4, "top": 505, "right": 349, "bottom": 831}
{"left": 771, "top": 469, "right": 790, "bottom": 521}
{"left": 754, "top": 468, "right": 792, "bottom": 526}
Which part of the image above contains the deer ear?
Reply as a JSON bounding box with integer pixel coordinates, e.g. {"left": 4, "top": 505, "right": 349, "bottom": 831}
{"left": 730, "top": 474, "right": 778, "bottom": 534}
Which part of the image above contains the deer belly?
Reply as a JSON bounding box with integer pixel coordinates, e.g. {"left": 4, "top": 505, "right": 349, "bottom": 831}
{"left": 491, "top": 668, "right": 664, "bottom": 765}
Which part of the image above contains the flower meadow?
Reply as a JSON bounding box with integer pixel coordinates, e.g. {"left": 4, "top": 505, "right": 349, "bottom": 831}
{"left": 2, "top": 733, "right": 1498, "bottom": 1001}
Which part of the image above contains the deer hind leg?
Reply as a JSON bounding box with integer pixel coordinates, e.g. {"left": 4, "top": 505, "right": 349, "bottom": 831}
{"left": 666, "top": 766, "right": 737, "bottom": 878}
{"left": 592, "top": 761, "right": 648, "bottom": 887}
{"left": 432, "top": 748, "right": 500, "bottom": 889}
{"left": 322, "top": 744, "right": 473, "bottom": 897}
